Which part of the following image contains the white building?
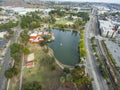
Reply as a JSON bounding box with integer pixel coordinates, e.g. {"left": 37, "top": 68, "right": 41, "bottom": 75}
{"left": 116, "top": 26, "right": 120, "bottom": 39}
{"left": 1, "top": 6, "right": 39, "bottom": 15}
{"left": 94, "top": 5, "right": 110, "bottom": 15}
{"left": 99, "top": 20, "right": 117, "bottom": 38}
{"left": 0, "top": 32, "right": 7, "bottom": 38}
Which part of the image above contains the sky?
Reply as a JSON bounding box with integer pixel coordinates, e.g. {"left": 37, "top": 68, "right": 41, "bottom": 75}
{"left": 47, "top": 0, "right": 120, "bottom": 4}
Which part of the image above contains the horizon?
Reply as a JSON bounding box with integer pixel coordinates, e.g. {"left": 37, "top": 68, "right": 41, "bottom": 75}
{"left": 44, "top": 0, "right": 120, "bottom": 4}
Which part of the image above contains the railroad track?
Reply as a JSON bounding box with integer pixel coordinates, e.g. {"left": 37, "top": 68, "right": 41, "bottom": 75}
{"left": 98, "top": 40, "right": 119, "bottom": 90}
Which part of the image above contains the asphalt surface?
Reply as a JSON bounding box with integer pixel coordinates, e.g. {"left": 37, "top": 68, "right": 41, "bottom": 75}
{"left": 93, "top": 10, "right": 118, "bottom": 90}
{"left": 0, "top": 17, "right": 22, "bottom": 90}
{"left": 0, "top": 48, "right": 11, "bottom": 90}
{"left": 84, "top": 9, "right": 108, "bottom": 90}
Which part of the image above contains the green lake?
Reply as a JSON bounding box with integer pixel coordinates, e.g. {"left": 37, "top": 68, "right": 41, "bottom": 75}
{"left": 49, "top": 29, "right": 80, "bottom": 66}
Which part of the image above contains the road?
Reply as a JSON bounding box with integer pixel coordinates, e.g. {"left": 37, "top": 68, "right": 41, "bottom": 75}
{"left": 93, "top": 15, "right": 115, "bottom": 90}
{"left": 0, "top": 17, "right": 22, "bottom": 90}
{"left": 0, "top": 47, "right": 11, "bottom": 90}
{"left": 84, "top": 8, "right": 108, "bottom": 90}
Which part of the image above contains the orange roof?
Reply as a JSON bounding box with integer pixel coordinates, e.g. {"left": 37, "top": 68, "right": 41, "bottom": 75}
{"left": 26, "top": 61, "right": 34, "bottom": 66}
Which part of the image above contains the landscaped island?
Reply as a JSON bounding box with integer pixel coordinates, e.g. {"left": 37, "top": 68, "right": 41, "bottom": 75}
{"left": 29, "top": 30, "right": 55, "bottom": 44}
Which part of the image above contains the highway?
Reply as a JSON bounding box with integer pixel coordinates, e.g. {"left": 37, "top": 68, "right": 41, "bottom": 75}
{"left": 84, "top": 8, "right": 108, "bottom": 90}
{"left": 0, "top": 17, "right": 22, "bottom": 90}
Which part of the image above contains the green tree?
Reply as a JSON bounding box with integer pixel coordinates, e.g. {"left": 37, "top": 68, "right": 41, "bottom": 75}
{"left": 12, "top": 52, "right": 22, "bottom": 63}
{"left": 50, "top": 65, "right": 56, "bottom": 71}
{"left": 22, "top": 48, "right": 30, "bottom": 55}
{"left": 10, "top": 43, "right": 22, "bottom": 55}
{"left": 79, "top": 40, "right": 85, "bottom": 48}
{"left": 49, "top": 15, "right": 56, "bottom": 24}
{"left": 63, "top": 67, "right": 70, "bottom": 74}
{"left": 60, "top": 76, "right": 65, "bottom": 84}
{"left": 22, "top": 81, "right": 42, "bottom": 90}
{"left": 49, "top": 9, "right": 65, "bottom": 17}
{"left": 66, "top": 74, "right": 73, "bottom": 82}
{"left": 40, "top": 56, "right": 55, "bottom": 65}
{"left": 76, "top": 12, "right": 90, "bottom": 22}
{"left": 0, "top": 21, "right": 18, "bottom": 30}
{"left": 10, "top": 43, "right": 22, "bottom": 62}
{"left": 75, "top": 19, "right": 82, "bottom": 26}
{"left": 5, "top": 68, "right": 14, "bottom": 78}
{"left": 20, "top": 30, "right": 29, "bottom": 45}
{"left": 5, "top": 67, "right": 19, "bottom": 79}
{"left": 72, "top": 67, "right": 91, "bottom": 87}
{"left": 0, "top": 8, "right": 3, "bottom": 11}
{"left": 43, "top": 35, "right": 51, "bottom": 41}
{"left": 20, "top": 12, "right": 41, "bottom": 29}
{"left": 80, "top": 34, "right": 84, "bottom": 39}
{"left": 80, "top": 48, "right": 86, "bottom": 58}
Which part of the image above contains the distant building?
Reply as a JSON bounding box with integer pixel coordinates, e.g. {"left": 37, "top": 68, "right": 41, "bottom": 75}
{"left": 72, "top": 7, "right": 91, "bottom": 13}
{"left": 29, "top": 33, "right": 44, "bottom": 44}
{"left": 79, "top": 8, "right": 91, "bottom": 13}
{"left": 95, "top": 5, "right": 110, "bottom": 15}
{"left": 29, "top": 31, "right": 55, "bottom": 44}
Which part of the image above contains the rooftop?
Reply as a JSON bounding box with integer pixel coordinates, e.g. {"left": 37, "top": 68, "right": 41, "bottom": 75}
{"left": 27, "top": 53, "right": 34, "bottom": 62}
{"left": 99, "top": 20, "right": 114, "bottom": 32}
{"left": 0, "top": 32, "right": 7, "bottom": 38}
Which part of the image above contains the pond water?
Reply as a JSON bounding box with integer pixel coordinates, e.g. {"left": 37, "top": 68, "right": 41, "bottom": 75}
{"left": 49, "top": 29, "right": 80, "bottom": 66}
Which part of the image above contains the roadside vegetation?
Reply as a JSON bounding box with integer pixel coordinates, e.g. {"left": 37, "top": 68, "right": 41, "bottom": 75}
{"left": 101, "top": 40, "right": 116, "bottom": 66}
{"left": 5, "top": 42, "right": 30, "bottom": 90}
{"left": 79, "top": 29, "right": 86, "bottom": 60}
{"left": 5, "top": 43, "right": 30, "bottom": 77}
{"left": 20, "top": 11, "right": 41, "bottom": 29}
{"left": 101, "top": 40, "right": 120, "bottom": 88}
{"left": 60, "top": 66, "right": 92, "bottom": 90}
{"left": 20, "top": 9, "right": 89, "bottom": 31}
{"left": 0, "top": 21, "right": 18, "bottom": 42}
{"left": 49, "top": 9, "right": 89, "bottom": 30}
{"left": 4, "top": 43, "right": 23, "bottom": 89}
{"left": 0, "top": 21, "right": 18, "bottom": 30}
{"left": 0, "top": 13, "right": 21, "bottom": 89}
{"left": 90, "top": 37, "right": 108, "bottom": 80}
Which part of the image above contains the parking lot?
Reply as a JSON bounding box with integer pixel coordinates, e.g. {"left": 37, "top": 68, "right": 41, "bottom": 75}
{"left": 105, "top": 40, "right": 120, "bottom": 67}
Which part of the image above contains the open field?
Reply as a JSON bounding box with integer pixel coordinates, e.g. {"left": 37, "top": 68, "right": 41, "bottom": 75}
{"left": 22, "top": 43, "right": 62, "bottom": 90}
{"left": 55, "top": 18, "right": 69, "bottom": 25}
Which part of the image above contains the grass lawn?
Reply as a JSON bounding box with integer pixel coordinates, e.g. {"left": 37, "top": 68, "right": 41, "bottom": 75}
{"left": 55, "top": 18, "right": 69, "bottom": 25}
{"left": 22, "top": 43, "right": 62, "bottom": 90}
{"left": 50, "top": 18, "right": 84, "bottom": 31}
{"left": 9, "top": 75, "right": 20, "bottom": 90}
